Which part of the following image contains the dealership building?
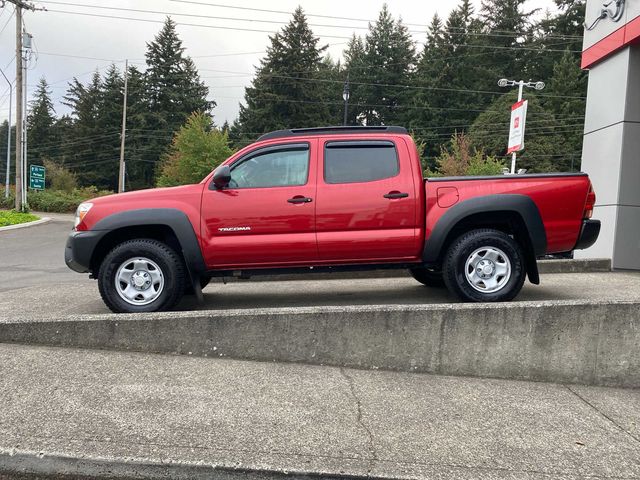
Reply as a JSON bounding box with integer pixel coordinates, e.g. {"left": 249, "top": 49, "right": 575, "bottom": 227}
{"left": 576, "top": 0, "right": 640, "bottom": 269}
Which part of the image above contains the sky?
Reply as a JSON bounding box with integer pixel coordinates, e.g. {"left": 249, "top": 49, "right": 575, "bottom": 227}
{"left": 0, "top": 0, "right": 558, "bottom": 126}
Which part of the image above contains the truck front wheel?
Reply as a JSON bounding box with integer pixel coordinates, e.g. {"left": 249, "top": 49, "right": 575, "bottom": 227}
{"left": 98, "top": 239, "right": 186, "bottom": 313}
{"left": 442, "top": 229, "right": 525, "bottom": 302}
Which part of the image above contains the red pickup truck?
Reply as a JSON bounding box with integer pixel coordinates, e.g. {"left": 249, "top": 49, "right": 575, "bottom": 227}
{"left": 65, "top": 126, "right": 600, "bottom": 313}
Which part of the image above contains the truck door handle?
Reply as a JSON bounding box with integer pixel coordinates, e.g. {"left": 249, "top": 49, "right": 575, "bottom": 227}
{"left": 287, "top": 196, "right": 313, "bottom": 204}
{"left": 383, "top": 191, "right": 409, "bottom": 199}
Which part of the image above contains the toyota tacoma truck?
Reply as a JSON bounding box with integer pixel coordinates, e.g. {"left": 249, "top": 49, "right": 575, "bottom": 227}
{"left": 65, "top": 126, "right": 600, "bottom": 313}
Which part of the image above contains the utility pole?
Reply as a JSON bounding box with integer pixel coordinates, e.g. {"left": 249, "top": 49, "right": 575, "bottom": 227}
{"left": 118, "top": 59, "right": 128, "bottom": 193}
{"left": 21, "top": 31, "right": 30, "bottom": 208}
{"left": 5, "top": 0, "right": 43, "bottom": 210}
{"left": 0, "top": 68, "right": 11, "bottom": 199}
{"left": 342, "top": 74, "right": 350, "bottom": 126}
{"left": 14, "top": 4, "right": 22, "bottom": 210}
{"left": 498, "top": 78, "right": 545, "bottom": 174}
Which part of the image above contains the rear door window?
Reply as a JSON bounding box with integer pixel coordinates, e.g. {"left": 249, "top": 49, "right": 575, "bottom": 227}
{"left": 324, "top": 140, "right": 399, "bottom": 184}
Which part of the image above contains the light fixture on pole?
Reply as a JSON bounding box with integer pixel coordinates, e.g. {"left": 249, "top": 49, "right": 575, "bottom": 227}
{"left": 342, "top": 75, "right": 350, "bottom": 126}
{"left": 498, "top": 78, "right": 545, "bottom": 174}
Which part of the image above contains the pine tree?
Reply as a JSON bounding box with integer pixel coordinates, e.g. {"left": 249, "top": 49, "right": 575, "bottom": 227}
{"left": 478, "top": 0, "right": 536, "bottom": 76}
{"left": 408, "top": 0, "right": 492, "bottom": 164}
{"left": 144, "top": 17, "right": 214, "bottom": 178}
{"left": 61, "top": 71, "right": 103, "bottom": 186}
{"left": 27, "top": 77, "right": 57, "bottom": 165}
{"left": 358, "top": 5, "right": 416, "bottom": 125}
{"left": 318, "top": 55, "right": 343, "bottom": 125}
{"left": 119, "top": 65, "right": 155, "bottom": 190}
{"left": 342, "top": 35, "right": 367, "bottom": 125}
{"left": 90, "top": 64, "right": 124, "bottom": 190}
{"left": 232, "top": 7, "right": 332, "bottom": 142}
{"left": 546, "top": 49, "right": 587, "bottom": 170}
{"left": 406, "top": 14, "right": 447, "bottom": 164}
{"left": 469, "top": 92, "right": 564, "bottom": 172}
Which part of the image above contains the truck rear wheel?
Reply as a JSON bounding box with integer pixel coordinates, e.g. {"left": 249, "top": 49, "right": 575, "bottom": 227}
{"left": 98, "top": 239, "right": 186, "bottom": 313}
{"left": 408, "top": 266, "right": 445, "bottom": 288}
{"left": 442, "top": 229, "right": 525, "bottom": 302}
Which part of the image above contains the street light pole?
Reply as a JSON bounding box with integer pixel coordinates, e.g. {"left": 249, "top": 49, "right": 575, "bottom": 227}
{"left": 118, "top": 59, "right": 128, "bottom": 193}
{"left": 498, "top": 78, "right": 545, "bottom": 174}
{"left": 342, "top": 75, "right": 350, "bottom": 126}
{"left": 0, "top": 68, "right": 11, "bottom": 199}
{"left": 512, "top": 80, "right": 525, "bottom": 176}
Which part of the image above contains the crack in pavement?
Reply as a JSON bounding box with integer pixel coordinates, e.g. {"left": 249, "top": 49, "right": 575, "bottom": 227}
{"left": 339, "top": 367, "right": 378, "bottom": 476}
{"left": 565, "top": 385, "right": 640, "bottom": 445}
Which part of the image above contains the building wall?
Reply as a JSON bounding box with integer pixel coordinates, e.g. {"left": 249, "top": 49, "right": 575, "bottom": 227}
{"left": 577, "top": 1, "right": 640, "bottom": 269}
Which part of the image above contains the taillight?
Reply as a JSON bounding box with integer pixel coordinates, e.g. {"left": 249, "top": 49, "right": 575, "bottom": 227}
{"left": 584, "top": 182, "right": 596, "bottom": 219}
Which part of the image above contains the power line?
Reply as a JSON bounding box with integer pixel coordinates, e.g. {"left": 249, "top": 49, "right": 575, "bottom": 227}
{"left": 37, "top": 51, "right": 125, "bottom": 62}
{"left": 44, "top": 7, "right": 584, "bottom": 50}
{"left": 168, "top": 0, "right": 581, "bottom": 40}
{"left": 45, "top": 8, "right": 352, "bottom": 39}
{"left": 0, "top": 5, "right": 15, "bottom": 36}
{"left": 35, "top": 2, "right": 424, "bottom": 33}
{"left": 37, "top": 1, "right": 584, "bottom": 41}
{"left": 198, "top": 70, "right": 587, "bottom": 99}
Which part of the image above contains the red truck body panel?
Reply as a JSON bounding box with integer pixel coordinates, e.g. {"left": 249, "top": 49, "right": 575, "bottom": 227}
{"left": 425, "top": 175, "right": 591, "bottom": 254}
{"left": 77, "top": 131, "right": 594, "bottom": 273}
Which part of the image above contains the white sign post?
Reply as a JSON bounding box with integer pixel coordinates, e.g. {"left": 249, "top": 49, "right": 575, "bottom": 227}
{"left": 507, "top": 99, "right": 528, "bottom": 174}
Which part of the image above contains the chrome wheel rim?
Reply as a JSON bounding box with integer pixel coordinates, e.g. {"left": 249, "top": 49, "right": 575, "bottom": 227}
{"left": 115, "top": 257, "right": 165, "bottom": 306}
{"left": 464, "top": 246, "right": 511, "bottom": 294}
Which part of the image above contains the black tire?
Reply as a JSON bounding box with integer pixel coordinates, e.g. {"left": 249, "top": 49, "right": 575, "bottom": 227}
{"left": 409, "top": 266, "right": 445, "bottom": 288}
{"left": 200, "top": 277, "right": 211, "bottom": 289}
{"left": 442, "top": 228, "right": 525, "bottom": 302}
{"left": 98, "top": 239, "right": 186, "bottom": 313}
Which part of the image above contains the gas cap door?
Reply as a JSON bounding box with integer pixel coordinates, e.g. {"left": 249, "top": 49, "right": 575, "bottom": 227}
{"left": 437, "top": 187, "right": 459, "bottom": 208}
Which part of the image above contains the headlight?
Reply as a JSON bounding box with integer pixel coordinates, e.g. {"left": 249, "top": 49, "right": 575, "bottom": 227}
{"left": 74, "top": 202, "right": 93, "bottom": 229}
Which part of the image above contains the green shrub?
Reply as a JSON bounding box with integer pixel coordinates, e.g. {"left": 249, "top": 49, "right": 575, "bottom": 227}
{"left": 157, "top": 112, "right": 234, "bottom": 187}
{"left": 43, "top": 159, "right": 78, "bottom": 192}
{"left": 0, "top": 188, "right": 13, "bottom": 210}
{"left": 1, "top": 186, "right": 112, "bottom": 213}
{"left": 26, "top": 186, "right": 113, "bottom": 213}
{"left": 433, "top": 133, "right": 505, "bottom": 177}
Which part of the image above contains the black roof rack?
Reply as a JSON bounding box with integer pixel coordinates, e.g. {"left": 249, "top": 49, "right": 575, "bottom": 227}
{"left": 257, "top": 126, "right": 408, "bottom": 141}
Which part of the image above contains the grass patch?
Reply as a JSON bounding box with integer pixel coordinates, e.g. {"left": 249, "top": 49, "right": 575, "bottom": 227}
{"left": 0, "top": 210, "right": 40, "bottom": 227}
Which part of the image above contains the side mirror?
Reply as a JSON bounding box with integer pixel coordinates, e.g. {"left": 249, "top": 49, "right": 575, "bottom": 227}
{"left": 212, "top": 165, "right": 231, "bottom": 189}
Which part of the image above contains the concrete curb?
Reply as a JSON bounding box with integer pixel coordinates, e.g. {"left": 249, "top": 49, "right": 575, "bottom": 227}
{"left": 211, "top": 258, "right": 612, "bottom": 283}
{"left": 1, "top": 299, "right": 638, "bottom": 387}
{"left": 0, "top": 216, "right": 51, "bottom": 232}
{"left": 538, "top": 258, "right": 611, "bottom": 273}
{"left": 0, "top": 450, "right": 374, "bottom": 480}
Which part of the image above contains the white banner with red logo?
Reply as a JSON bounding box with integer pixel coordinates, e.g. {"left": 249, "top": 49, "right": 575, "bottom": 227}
{"left": 507, "top": 99, "right": 528, "bottom": 154}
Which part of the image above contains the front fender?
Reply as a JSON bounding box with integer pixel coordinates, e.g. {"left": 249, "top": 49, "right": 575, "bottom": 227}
{"left": 91, "top": 208, "right": 206, "bottom": 277}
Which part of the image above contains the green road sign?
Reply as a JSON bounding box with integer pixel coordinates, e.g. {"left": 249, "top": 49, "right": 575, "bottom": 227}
{"left": 29, "top": 165, "right": 45, "bottom": 190}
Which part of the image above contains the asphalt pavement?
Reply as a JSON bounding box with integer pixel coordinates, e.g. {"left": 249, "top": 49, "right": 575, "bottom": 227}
{"left": 1, "top": 216, "right": 640, "bottom": 317}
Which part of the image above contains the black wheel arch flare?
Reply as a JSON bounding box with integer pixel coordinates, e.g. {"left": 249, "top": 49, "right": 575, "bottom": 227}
{"left": 422, "top": 194, "right": 547, "bottom": 284}
{"left": 90, "top": 208, "right": 206, "bottom": 281}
